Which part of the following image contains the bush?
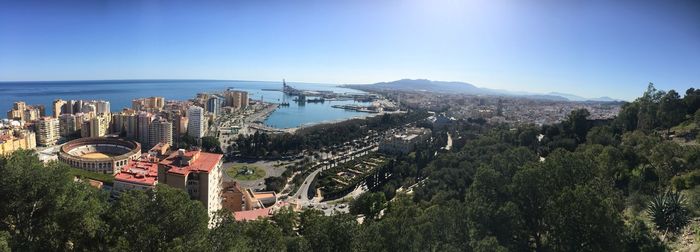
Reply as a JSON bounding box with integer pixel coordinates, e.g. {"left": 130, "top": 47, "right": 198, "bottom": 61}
{"left": 647, "top": 191, "right": 690, "bottom": 233}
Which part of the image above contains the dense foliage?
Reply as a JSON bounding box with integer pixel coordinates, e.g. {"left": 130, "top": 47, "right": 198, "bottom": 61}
{"left": 234, "top": 111, "right": 429, "bottom": 157}
{"left": 1, "top": 84, "right": 698, "bottom": 251}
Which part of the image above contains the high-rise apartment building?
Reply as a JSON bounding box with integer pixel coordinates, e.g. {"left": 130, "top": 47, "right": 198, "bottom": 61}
{"left": 132, "top": 97, "right": 165, "bottom": 111}
{"left": 53, "top": 99, "right": 66, "bottom": 118}
{"left": 158, "top": 149, "right": 223, "bottom": 218}
{"left": 81, "top": 104, "right": 96, "bottom": 115}
{"left": 224, "top": 90, "right": 249, "bottom": 109}
{"left": 23, "top": 107, "right": 41, "bottom": 122}
{"left": 7, "top": 101, "right": 41, "bottom": 122}
{"left": 36, "top": 117, "right": 60, "bottom": 146}
{"left": 88, "top": 114, "right": 111, "bottom": 137}
{"left": 137, "top": 112, "right": 154, "bottom": 145}
{"left": 172, "top": 115, "right": 188, "bottom": 147}
{"left": 59, "top": 114, "right": 78, "bottom": 137}
{"left": 148, "top": 117, "right": 173, "bottom": 147}
{"left": 13, "top": 101, "right": 26, "bottom": 111}
{"left": 206, "top": 96, "right": 222, "bottom": 115}
{"left": 95, "top": 100, "right": 111, "bottom": 114}
{"left": 73, "top": 100, "right": 84, "bottom": 114}
{"left": 187, "top": 106, "right": 205, "bottom": 139}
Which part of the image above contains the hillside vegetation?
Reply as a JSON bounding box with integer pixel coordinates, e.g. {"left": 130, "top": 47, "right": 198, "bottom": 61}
{"left": 1, "top": 84, "right": 699, "bottom": 251}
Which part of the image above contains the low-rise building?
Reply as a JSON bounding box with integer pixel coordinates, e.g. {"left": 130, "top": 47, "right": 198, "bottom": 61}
{"left": 221, "top": 182, "right": 277, "bottom": 213}
{"left": 113, "top": 158, "right": 159, "bottom": 192}
{"left": 378, "top": 127, "right": 431, "bottom": 154}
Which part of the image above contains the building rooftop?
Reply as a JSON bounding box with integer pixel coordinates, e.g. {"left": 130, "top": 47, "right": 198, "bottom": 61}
{"left": 114, "top": 159, "right": 159, "bottom": 186}
{"left": 160, "top": 149, "right": 223, "bottom": 176}
{"left": 148, "top": 142, "right": 171, "bottom": 158}
{"left": 234, "top": 207, "right": 271, "bottom": 221}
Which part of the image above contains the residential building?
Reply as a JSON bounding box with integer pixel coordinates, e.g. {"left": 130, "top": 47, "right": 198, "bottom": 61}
{"left": 158, "top": 149, "right": 223, "bottom": 217}
{"left": 224, "top": 90, "right": 249, "bottom": 109}
{"left": 0, "top": 130, "right": 36, "bottom": 156}
{"left": 53, "top": 99, "right": 66, "bottom": 118}
{"left": 7, "top": 101, "right": 42, "bottom": 122}
{"left": 173, "top": 115, "right": 188, "bottom": 137}
{"left": 81, "top": 103, "right": 96, "bottom": 115}
{"left": 137, "top": 112, "right": 154, "bottom": 145}
{"left": 36, "top": 117, "right": 60, "bottom": 146}
{"left": 88, "top": 114, "right": 111, "bottom": 137}
{"left": 23, "top": 107, "right": 41, "bottom": 121}
{"left": 148, "top": 117, "right": 173, "bottom": 147}
{"left": 113, "top": 158, "right": 159, "bottom": 192}
{"left": 112, "top": 109, "right": 138, "bottom": 138}
{"left": 206, "top": 96, "right": 222, "bottom": 115}
{"left": 95, "top": 100, "right": 111, "bottom": 114}
{"left": 59, "top": 114, "right": 78, "bottom": 137}
{"left": 187, "top": 106, "right": 204, "bottom": 139}
{"left": 132, "top": 97, "right": 165, "bottom": 111}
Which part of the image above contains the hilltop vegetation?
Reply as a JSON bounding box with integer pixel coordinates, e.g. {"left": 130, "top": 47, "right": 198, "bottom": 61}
{"left": 0, "top": 84, "right": 699, "bottom": 251}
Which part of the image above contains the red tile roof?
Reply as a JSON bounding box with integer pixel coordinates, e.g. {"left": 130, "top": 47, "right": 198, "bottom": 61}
{"left": 0, "top": 135, "right": 13, "bottom": 141}
{"left": 234, "top": 207, "right": 272, "bottom": 221}
{"left": 233, "top": 202, "right": 289, "bottom": 221}
{"left": 160, "top": 150, "right": 222, "bottom": 176}
{"left": 114, "top": 159, "right": 159, "bottom": 186}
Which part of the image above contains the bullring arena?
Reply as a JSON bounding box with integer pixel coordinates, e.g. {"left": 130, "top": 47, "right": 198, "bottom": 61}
{"left": 58, "top": 137, "right": 141, "bottom": 174}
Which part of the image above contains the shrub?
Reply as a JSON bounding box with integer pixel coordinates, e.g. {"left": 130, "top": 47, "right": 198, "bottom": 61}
{"left": 647, "top": 191, "right": 690, "bottom": 233}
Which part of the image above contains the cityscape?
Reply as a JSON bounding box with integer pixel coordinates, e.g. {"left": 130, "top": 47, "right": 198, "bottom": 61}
{"left": 0, "top": 0, "right": 699, "bottom": 251}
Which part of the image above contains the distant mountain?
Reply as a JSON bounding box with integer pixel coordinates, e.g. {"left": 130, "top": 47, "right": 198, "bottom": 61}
{"left": 548, "top": 92, "right": 622, "bottom": 102}
{"left": 548, "top": 92, "right": 587, "bottom": 101}
{"left": 344, "top": 79, "right": 621, "bottom": 102}
{"left": 362, "top": 79, "right": 494, "bottom": 95}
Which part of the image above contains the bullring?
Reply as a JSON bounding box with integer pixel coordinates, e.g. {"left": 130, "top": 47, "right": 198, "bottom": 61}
{"left": 58, "top": 137, "right": 141, "bottom": 174}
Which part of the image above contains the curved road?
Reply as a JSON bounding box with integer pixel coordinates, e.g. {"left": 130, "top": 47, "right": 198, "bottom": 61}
{"left": 289, "top": 144, "right": 378, "bottom": 206}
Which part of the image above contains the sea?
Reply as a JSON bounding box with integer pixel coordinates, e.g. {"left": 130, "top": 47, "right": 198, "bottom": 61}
{"left": 0, "top": 80, "right": 372, "bottom": 129}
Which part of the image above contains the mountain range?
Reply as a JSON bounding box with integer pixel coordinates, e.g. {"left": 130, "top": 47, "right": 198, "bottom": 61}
{"left": 343, "top": 79, "right": 622, "bottom": 102}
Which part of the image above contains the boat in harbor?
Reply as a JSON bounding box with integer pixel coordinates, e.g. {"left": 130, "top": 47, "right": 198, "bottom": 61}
{"left": 306, "top": 97, "right": 325, "bottom": 103}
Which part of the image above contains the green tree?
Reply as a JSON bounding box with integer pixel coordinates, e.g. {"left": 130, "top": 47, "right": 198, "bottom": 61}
{"left": 513, "top": 150, "right": 625, "bottom": 251}
{"left": 657, "top": 90, "right": 686, "bottom": 129}
{"left": 623, "top": 216, "right": 667, "bottom": 252}
{"left": 0, "top": 231, "right": 9, "bottom": 252}
{"left": 242, "top": 220, "right": 285, "bottom": 252}
{"left": 104, "top": 184, "right": 210, "bottom": 251}
{"left": 616, "top": 102, "right": 640, "bottom": 132}
{"left": 271, "top": 206, "right": 299, "bottom": 236}
{"left": 567, "top": 109, "right": 592, "bottom": 142}
{"left": 649, "top": 142, "right": 687, "bottom": 183}
{"left": 684, "top": 88, "right": 700, "bottom": 114}
{"left": 587, "top": 125, "right": 618, "bottom": 146}
{"left": 298, "top": 210, "right": 357, "bottom": 252}
{"left": 546, "top": 183, "right": 625, "bottom": 251}
{"left": 0, "top": 150, "right": 107, "bottom": 251}
{"left": 637, "top": 83, "right": 665, "bottom": 131}
{"left": 201, "top": 136, "right": 223, "bottom": 153}
{"left": 209, "top": 211, "right": 251, "bottom": 252}
{"left": 349, "top": 192, "right": 387, "bottom": 220}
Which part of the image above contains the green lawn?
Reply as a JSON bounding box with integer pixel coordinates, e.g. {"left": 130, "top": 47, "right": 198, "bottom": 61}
{"left": 225, "top": 163, "right": 266, "bottom": 181}
{"left": 69, "top": 168, "right": 114, "bottom": 185}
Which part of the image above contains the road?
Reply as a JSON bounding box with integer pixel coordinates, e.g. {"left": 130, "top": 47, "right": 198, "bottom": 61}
{"left": 288, "top": 144, "right": 378, "bottom": 206}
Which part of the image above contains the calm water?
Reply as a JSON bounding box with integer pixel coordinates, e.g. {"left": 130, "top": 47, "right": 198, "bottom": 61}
{"left": 0, "top": 80, "right": 371, "bottom": 128}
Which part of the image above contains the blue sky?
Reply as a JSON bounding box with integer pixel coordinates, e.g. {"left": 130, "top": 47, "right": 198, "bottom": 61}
{"left": 0, "top": 0, "right": 698, "bottom": 100}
